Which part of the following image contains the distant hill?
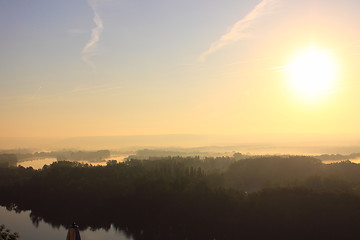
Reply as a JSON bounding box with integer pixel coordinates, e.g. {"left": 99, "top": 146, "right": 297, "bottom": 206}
{"left": 1, "top": 134, "right": 360, "bottom": 155}
{"left": 44, "top": 135, "right": 360, "bottom": 154}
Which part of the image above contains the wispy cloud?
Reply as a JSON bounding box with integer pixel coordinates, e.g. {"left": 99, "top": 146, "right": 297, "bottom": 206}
{"left": 82, "top": 0, "right": 104, "bottom": 69}
{"left": 199, "top": 0, "right": 278, "bottom": 62}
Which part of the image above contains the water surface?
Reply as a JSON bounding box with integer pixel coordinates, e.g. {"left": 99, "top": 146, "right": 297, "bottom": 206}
{"left": 16, "top": 155, "right": 129, "bottom": 170}
{"left": 0, "top": 206, "right": 132, "bottom": 240}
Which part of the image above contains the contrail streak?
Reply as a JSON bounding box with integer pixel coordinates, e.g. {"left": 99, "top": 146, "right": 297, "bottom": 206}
{"left": 82, "top": 0, "right": 103, "bottom": 69}
{"left": 199, "top": 0, "right": 278, "bottom": 62}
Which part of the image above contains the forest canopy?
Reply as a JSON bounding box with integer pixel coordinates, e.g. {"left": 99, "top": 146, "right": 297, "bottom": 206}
{"left": 2, "top": 156, "right": 360, "bottom": 239}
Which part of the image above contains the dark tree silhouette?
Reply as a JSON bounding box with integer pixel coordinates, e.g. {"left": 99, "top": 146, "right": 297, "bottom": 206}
{"left": 0, "top": 224, "right": 19, "bottom": 240}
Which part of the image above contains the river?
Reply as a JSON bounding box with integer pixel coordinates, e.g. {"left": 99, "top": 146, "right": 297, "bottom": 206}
{"left": 5, "top": 155, "right": 133, "bottom": 239}
{"left": 0, "top": 206, "right": 133, "bottom": 240}
{"left": 16, "top": 155, "right": 129, "bottom": 170}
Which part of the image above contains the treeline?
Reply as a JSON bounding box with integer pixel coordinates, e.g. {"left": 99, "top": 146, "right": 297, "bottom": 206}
{"left": 124, "top": 155, "right": 360, "bottom": 192}
{"left": 2, "top": 156, "right": 360, "bottom": 239}
{"left": 131, "top": 149, "right": 360, "bottom": 162}
{"left": 14, "top": 150, "right": 110, "bottom": 162}
{"left": 225, "top": 156, "right": 359, "bottom": 192}
{"left": 0, "top": 154, "right": 17, "bottom": 167}
{"left": 316, "top": 152, "right": 360, "bottom": 161}
{"left": 56, "top": 150, "right": 110, "bottom": 162}
{"left": 2, "top": 155, "right": 360, "bottom": 193}
{"left": 132, "top": 149, "right": 223, "bottom": 159}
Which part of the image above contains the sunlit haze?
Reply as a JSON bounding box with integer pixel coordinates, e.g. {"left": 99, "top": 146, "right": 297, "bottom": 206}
{"left": 288, "top": 46, "right": 338, "bottom": 100}
{"left": 1, "top": 0, "right": 360, "bottom": 149}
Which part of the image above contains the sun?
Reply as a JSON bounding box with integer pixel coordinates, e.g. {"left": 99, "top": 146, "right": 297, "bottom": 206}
{"left": 288, "top": 46, "right": 338, "bottom": 100}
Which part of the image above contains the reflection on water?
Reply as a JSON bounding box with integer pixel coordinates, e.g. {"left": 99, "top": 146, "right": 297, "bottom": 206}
{"left": 0, "top": 206, "right": 132, "bottom": 240}
{"left": 17, "top": 155, "right": 129, "bottom": 170}
{"left": 17, "top": 158, "right": 57, "bottom": 169}
{"left": 104, "top": 154, "right": 128, "bottom": 163}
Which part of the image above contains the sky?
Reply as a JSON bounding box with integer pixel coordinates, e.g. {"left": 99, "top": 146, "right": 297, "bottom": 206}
{"left": 1, "top": 0, "right": 360, "bottom": 144}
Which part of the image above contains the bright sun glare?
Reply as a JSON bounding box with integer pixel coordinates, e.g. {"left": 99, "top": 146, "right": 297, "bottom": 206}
{"left": 288, "top": 47, "right": 338, "bottom": 100}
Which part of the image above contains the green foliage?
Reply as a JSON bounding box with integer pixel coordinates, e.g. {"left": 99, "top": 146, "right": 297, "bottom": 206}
{"left": 225, "top": 156, "right": 322, "bottom": 191}
{"left": 0, "top": 225, "right": 19, "bottom": 240}
{"left": 3, "top": 156, "right": 360, "bottom": 239}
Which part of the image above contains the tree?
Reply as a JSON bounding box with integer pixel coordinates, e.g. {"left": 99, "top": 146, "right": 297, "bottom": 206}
{"left": 0, "top": 225, "right": 19, "bottom": 240}
{"left": 0, "top": 154, "right": 17, "bottom": 168}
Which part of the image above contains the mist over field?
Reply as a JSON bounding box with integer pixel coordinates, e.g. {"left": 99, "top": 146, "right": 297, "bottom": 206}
{"left": 1, "top": 134, "right": 360, "bottom": 155}
{"left": 3, "top": 146, "right": 360, "bottom": 239}
{"left": 2, "top": 135, "right": 360, "bottom": 239}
